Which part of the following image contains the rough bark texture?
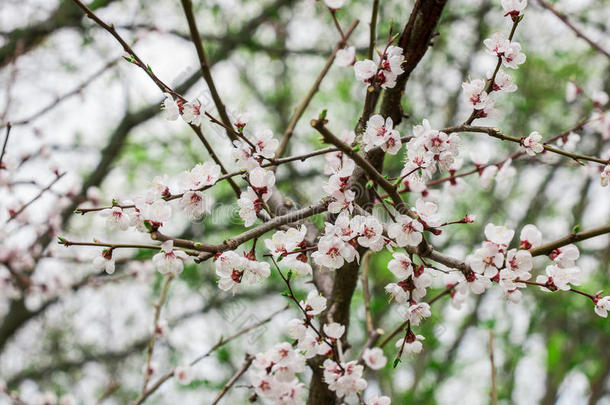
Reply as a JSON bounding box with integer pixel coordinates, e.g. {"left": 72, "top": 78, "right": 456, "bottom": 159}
{"left": 380, "top": 0, "right": 448, "bottom": 123}
{"left": 306, "top": 1, "right": 448, "bottom": 403}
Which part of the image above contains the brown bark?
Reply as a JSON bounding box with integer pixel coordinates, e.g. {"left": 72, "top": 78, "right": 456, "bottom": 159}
{"left": 305, "top": 1, "right": 448, "bottom": 403}
{"left": 380, "top": 0, "right": 448, "bottom": 123}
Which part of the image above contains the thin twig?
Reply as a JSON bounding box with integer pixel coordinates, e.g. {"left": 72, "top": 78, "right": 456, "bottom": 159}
{"left": 275, "top": 19, "right": 359, "bottom": 159}
{"left": 132, "top": 306, "right": 287, "bottom": 405}
{"left": 7, "top": 172, "right": 65, "bottom": 223}
{"left": 210, "top": 354, "right": 254, "bottom": 405}
{"left": 537, "top": 0, "right": 610, "bottom": 59}
{"left": 140, "top": 275, "right": 174, "bottom": 394}
{"left": 489, "top": 330, "right": 498, "bottom": 405}
{"left": 0, "top": 123, "right": 11, "bottom": 167}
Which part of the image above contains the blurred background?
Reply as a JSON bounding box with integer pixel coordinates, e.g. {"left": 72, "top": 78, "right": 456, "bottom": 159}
{"left": 0, "top": 0, "right": 609, "bottom": 403}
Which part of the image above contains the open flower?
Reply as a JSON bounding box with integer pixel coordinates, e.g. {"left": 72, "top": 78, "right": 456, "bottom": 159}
{"left": 152, "top": 240, "right": 190, "bottom": 275}
{"left": 181, "top": 99, "right": 204, "bottom": 125}
{"left": 501, "top": 0, "right": 527, "bottom": 18}
{"left": 336, "top": 46, "right": 355, "bottom": 66}
{"left": 595, "top": 296, "right": 610, "bottom": 318}
{"left": 362, "top": 347, "right": 387, "bottom": 370}
{"left": 161, "top": 93, "right": 180, "bottom": 121}
{"left": 100, "top": 206, "right": 132, "bottom": 231}
{"left": 93, "top": 248, "right": 115, "bottom": 274}
{"left": 323, "top": 322, "right": 345, "bottom": 339}
{"left": 388, "top": 215, "right": 423, "bottom": 247}
{"left": 522, "top": 131, "right": 544, "bottom": 156}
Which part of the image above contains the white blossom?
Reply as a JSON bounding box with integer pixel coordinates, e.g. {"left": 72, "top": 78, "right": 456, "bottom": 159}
{"left": 522, "top": 131, "right": 544, "bottom": 156}
{"left": 362, "top": 347, "right": 387, "bottom": 370}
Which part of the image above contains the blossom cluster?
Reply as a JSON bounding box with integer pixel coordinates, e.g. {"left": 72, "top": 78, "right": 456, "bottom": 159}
{"left": 233, "top": 129, "right": 280, "bottom": 226}
{"left": 90, "top": 161, "right": 222, "bottom": 275}
{"left": 215, "top": 249, "right": 271, "bottom": 292}
{"left": 399, "top": 120, "right": 461, "bottom": 197}
{"left": 353, "top": 46, "right": 405, "bottom": 89}
{"left": 249, "top": 342, "right": 307, "bottom": 404}
{"left": 461, "top": 0, "right": 527, "bottom": 120}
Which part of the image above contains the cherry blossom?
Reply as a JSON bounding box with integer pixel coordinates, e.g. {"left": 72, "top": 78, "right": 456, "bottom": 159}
{"left": 537, "top": 264, "right": 582, "bottom": 291}
{"left": 385, "top": 282, "right": 410, "bottom": 304}
{"left": 324, "top": 131, "right": 355, "bottom": 174}
{"left": 238, "top": 187, "right": 261, "bottom": 227}
{"left": 353, "top": 46, "right": 404, "bottom": 89}
{"left": 135, "top": 198, "right": 172, "bottom": 228}
{"left": 601, "top": 165, "right": 610, "bottom": 187}
{"left": 327, "top": 188, "right": 355, "bottom": 214}
{"left": 287, "top": 318, "right": 307, "bottom": 341}
{"left": 565, "top": 82, "right": 580, "bottom": 102}
{"left": 468, "top": 242, "right": 504, "bottom": 278}
{"left": 323, "top": 322, "right": 345, "bottom": 339}
{"left": 250, "top": 343, "right": 307, "bottom": 403}
{"left": 592, "top": 91, "right": 609, "bottom": 108}
{"left": 215, "top": 250, "right": 270, "bottom": 292}
{"left": 462, "top": 79, "right": 491, "bottom": 110}
{"left": 490, "top": 69, "right": 517, "bottom": 92}
{"left": 174, "top": 365, "right": 194, "bottom": 385}
{"left": 403, "top": 302, "right": 431, "bottom": 326}
{"left": 161, "top": 93, "right": 180, "bottom": 121}
{"left": 519, "top": 224, "right": 542, "bottom": 249}
{"left": 354, "top": 59, "right": 377, "bottom": 82}
{"left": 181, "top": 99, "right": 203, "bottom": 125}
{"left": 396, "top": 334, "right": 425, "bottom": 354}
{"left": 93, "top": 248, "right": 115, "bottom": 274}
{"left": 312, "top": 235, "right": 357, "bottom": 270}
{"left": 249, "top": 167, "right": 276, "bottom": 201}
{"left": 467, "top": 272, "right": 493, "bottom": 294}
{"left": 522, "top": 131, "right": 544, "bottom": 156}
{"left": 366, "top": 395, "right": 392, "bottom": 405}
{"left": 407, "top": 120, "right": 460, "bottom": 175}
{"left": 414, "top": 198, "right": 442, "bottom": 228}
{"left": 549, "top": 244, "right": 579, "bottom": 268}
{"left": 594, "top": 296, "right": 610, "bottom": 318}
{"left": 180, "top": 161, "right": 221, "bottom": 190}
{"left": 324, "top": 0, "right": 345, "bottom": 9}
{"left": 387, "top": 252, "right": 414, "bottom": 279}
{"left": 252, "top": 129, "right": 279, "bottom": 160}
{"left": 504, "top": 248, "right": 533, "bottom": 275}
{"left": 100, "top": 206, "right": 132, "bottom": 231}
{"left": 353, "top": 215, "right": 385, "bottom": 251}
{"left": 362, "top": 114, "right": 400, "bottom": 153}
{"left": 264, "top": 226, "right": 307, "bottom": 259}
{"left": 152, "top": 240, "right": 190, "bottom": 275}
{"left": 243, "top": 256, "right": 271, "bottom": 285}
{"left": 484, "top": 33, "right": 526, "bottom": 69}
{"left": 154, "top": 318, "right": 169, "bottom": 337}
{"left": 362, "top": 347, "right": 387, "bottom": 370}
{"left": 387, "top": 215, "right": 423, "bottom": 247}
{"left": 151, "top": 175, "right": 171, "bottom": 197}
{"left": 323, "top": 359, "right": 367, "bottom": 398}
{"left": 499, "top": 266, "right": 529, "bottom": 303}
{"left": 335, "top": 46, "right": 355, "bottom": 66}
{"left": 232, "top": 140, "right": 259, "bottom": 170}
{"left": 301, "top": 290, "right": 327, "bottom": 316}
{"left": 485, "top": 223, "right": 515, "bottom": 251}
{"left": 501, "top": 0, "right": 527, "bottom": 18}
{"left": 179, "top": 190, "right": 212, "bottom": 219}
